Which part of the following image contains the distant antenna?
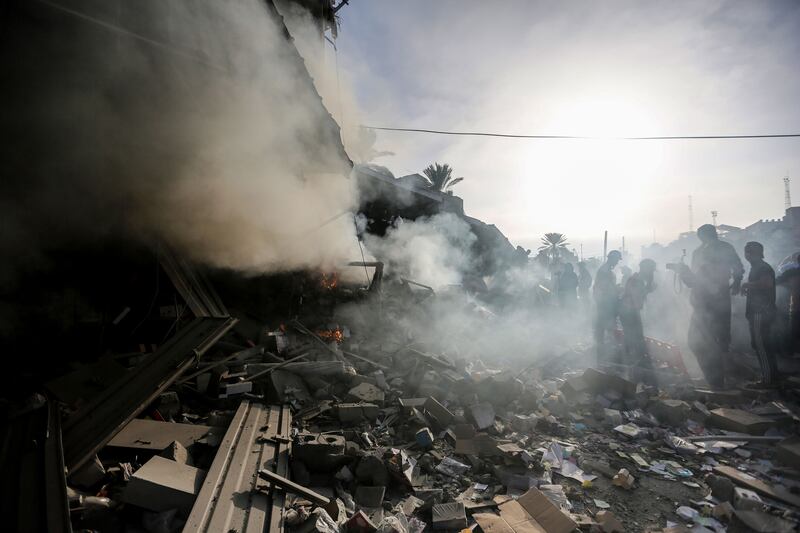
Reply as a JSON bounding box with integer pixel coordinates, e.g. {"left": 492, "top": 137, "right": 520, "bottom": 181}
{"left": 688, "top": 195, "right": 694, "bottom": 232}
{"left": 785, "top": 175, "right": 792, "bottom": 209}
{"left": 603, "top": 230, "right": 608, "bottom": 259}
{"left": 622, "top": 236, "right": 626, "bottom": 254}
{"left": 711, "top": 210, "right": 718, "bottom": 228}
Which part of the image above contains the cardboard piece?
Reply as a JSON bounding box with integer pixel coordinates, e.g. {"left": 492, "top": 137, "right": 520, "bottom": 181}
{"left": 713, "top": 465, "right": 800, "bottom": 508}
{"left": 473, "top": 513, "right": 515, "bottom": 533}
{"left": 709, "top": 409, "right": 773, "bottom": 435}
{"left": 490, "top": 488, "right": 578, "bottom": 533}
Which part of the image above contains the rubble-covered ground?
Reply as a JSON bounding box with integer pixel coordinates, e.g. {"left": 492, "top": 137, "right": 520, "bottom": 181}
{"left": 48, "top": 277, "right": 800, "bottom": 533}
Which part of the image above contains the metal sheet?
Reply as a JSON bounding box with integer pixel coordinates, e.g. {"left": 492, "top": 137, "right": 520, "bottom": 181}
{"left": 158, "top": 243, "right": 229, "bottom": 318}
{"left": 183, "top": 402, "right": 291, "bottom": 533}
{"left": 63, "top": 316, "right": 237, "bottom": 472}
{"left": 0, "top": 398, "right": 71, "bottom": 533}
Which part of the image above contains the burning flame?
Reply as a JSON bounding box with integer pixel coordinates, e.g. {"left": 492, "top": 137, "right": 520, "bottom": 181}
{"left": 316, "top": 327, "right": 344, "bottom": 344}
{"left": 320, "top": 272, "right": 339, "bottom": 290}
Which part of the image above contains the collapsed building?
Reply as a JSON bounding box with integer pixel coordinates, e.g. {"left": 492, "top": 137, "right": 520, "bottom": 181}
{"left": 1, "top": 2, "right": 800, "bottom": 533}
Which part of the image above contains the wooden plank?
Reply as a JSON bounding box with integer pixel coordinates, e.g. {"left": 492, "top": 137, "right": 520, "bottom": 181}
{"left": 713, "top": 465, "right": 800, "bottom": 508}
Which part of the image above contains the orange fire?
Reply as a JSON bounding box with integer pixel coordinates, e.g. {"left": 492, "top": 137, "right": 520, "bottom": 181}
{"left": 316, "top": 327, "right": 344, "bottom": 344}
{"left": 320, "top": 272, "right": 339, "bottom": 290}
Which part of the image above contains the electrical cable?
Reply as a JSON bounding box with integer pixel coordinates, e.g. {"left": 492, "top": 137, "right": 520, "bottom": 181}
{"left": 35, "top": 0, "right": 229, "bottom": 73}
{"left": 363, "top": 125, "right": 800, "bottom": 141}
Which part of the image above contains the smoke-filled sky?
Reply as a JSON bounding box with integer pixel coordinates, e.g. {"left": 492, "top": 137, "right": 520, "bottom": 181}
{"left": 336, "top": 0, "right": 800, "bottom": 258}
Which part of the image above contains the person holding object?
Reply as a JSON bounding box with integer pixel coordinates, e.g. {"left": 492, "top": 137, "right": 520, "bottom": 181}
{"left": 741, "top": 241, "right": 778, "bottom": 387}
{"left": 678, "top": 224, "right": 744, "bottom": 389}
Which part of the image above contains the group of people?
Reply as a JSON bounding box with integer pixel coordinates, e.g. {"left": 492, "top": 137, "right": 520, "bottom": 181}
{"left": 590, "top": 224, "right": 786, "bottom": 389}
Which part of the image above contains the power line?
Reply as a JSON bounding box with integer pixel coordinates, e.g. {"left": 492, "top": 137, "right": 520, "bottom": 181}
{"left": 363, "top": 125, "right": 800, "bottom": 141}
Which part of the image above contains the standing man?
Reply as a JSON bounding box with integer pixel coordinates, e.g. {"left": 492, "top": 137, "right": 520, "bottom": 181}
{"left": 680, "top": 224, "right": 744, "bottom": 389}
{"left": 619, "top": 259, "right": 657, "bottom": 382}
{"left": 578, "top": 262, "right": 593, "bottom": 305}
{"left": 742, "top": 242, "right": 778, "bottom": 387}
{"left": 594, "top": 250, "right": 622, "bottom": 363}
{"left": 558, "top": 263, "right": 579, "bottom": 308}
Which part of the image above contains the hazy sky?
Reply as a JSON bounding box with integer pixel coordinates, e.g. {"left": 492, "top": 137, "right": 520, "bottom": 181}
{"left": 335, "top": 0, "right": 800, "bottom": 258}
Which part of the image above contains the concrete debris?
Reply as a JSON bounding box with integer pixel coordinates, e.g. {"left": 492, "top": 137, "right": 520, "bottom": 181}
{"left": 36, "top": 278, "right": 800, "bottom": 533}
{"left": 612, "top": 468, "right": 635, "bottom": 489}
{"left": 431, "top": 502, "right": 467, "bottom": 530}
{"left": 122, "top": 456, "right": 206, "bottom": 513}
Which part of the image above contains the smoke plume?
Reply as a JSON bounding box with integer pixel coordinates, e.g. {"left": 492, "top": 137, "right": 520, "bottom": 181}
{"left": 0, "top": 0, "right": 362, "bottom": 281}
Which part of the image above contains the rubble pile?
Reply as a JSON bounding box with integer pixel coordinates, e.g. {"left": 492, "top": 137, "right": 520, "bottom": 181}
{"left": 53, "top": 299, "right": 800, "bottom": 533}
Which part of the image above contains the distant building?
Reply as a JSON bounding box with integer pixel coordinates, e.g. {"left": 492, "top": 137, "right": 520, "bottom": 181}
{"left": 642, "top": 207, "right": 800, "bottom": 268}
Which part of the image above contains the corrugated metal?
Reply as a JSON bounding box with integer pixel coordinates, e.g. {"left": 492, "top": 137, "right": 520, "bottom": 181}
{"left": 183, "top": 401, "right": 291, "bottom": 533}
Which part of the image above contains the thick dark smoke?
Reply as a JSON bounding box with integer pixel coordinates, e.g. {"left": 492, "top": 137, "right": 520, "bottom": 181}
{"left": 0, "top": 0, "right": 361, "bottom": 283}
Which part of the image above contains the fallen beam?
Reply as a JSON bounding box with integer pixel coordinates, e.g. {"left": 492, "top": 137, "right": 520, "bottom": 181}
{"left": 183, "top": 402, "right": 291, "bottom": 533}
{"left": 687, "top": 435, "right": 784, "bottom": 442}
{"left": 257, "top": 468, "right": 330, "bottom": 506}
{"left": 63, "top": 316, "right": 237, "bottom": 472}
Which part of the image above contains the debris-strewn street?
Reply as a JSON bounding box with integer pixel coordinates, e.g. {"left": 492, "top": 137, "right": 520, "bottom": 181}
{"left": 12, "top": 268, "right": 799, "bottom": 533}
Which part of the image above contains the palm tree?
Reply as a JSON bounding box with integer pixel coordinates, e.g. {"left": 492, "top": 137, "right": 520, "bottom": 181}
{"left": 422, "top": 163, "right": 463, "bottom": 192}
{"left": 538, "top": 233, "right": 570, "bottom": 262}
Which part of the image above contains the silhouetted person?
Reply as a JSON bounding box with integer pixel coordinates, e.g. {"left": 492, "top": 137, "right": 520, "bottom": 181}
{"left": 558, "top": 263, "right": 579, "bottom": 308}
{"left": 619, "top": 259, "right": 657, "bottom": 383}
{"left": 578, "top": 262, "right": 592, "bottom": 303}
{"left": 741, "top": 242, "right": 778, "bottom": 387}
{"left": 594, "top": 250, "right": 622, "bottom": 363}
{"left": 680, "top": 224, "right": 744, "bottom": 389}
{"left": 777, "top": 254, "right": 800, "bottom": 353}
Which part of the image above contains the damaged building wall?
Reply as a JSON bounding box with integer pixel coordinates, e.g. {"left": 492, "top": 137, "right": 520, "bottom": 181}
{"left": 0, "top": 0, "right": 360, "bottom": 380}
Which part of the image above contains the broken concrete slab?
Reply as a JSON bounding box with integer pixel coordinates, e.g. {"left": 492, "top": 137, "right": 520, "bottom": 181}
{"left": 336, "top": 403, "right": 379, "bottom": 422}
{"left": 470, "top": 402, "right": 496, "bottom": 430}
{"left": 294, "top": 433, "right": 347, "bottom": 472}
{"left": 713, "top": 465, "right": 800, "bottom": 508}
{"left": 123, "top": 456, "right": 206, "bottom": 513}
{"left": 582, "top": 368, "right": 636, "bottom": 398}
{"left": 709, "top": 408, "right": 773, "bottom": 435}
{"left": 267, "top": 369, "right": 312, "bottom": 404}
{"left": 649, "top": 399, "right": 691, "bottom": 427}
{"left": 423, "top": 396, "right": 454, "bottom": 427}
{"left": 107, "top": 418, "right": 221, "bottom": 451}
{"left": 733, "top": 487, "right": 763, "bottom": 511}
{"left": 160, "top": 440, "right": 192, "bottom": 466}
{"left": 347, "top": 383, "right": 385, "bottom": 403}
